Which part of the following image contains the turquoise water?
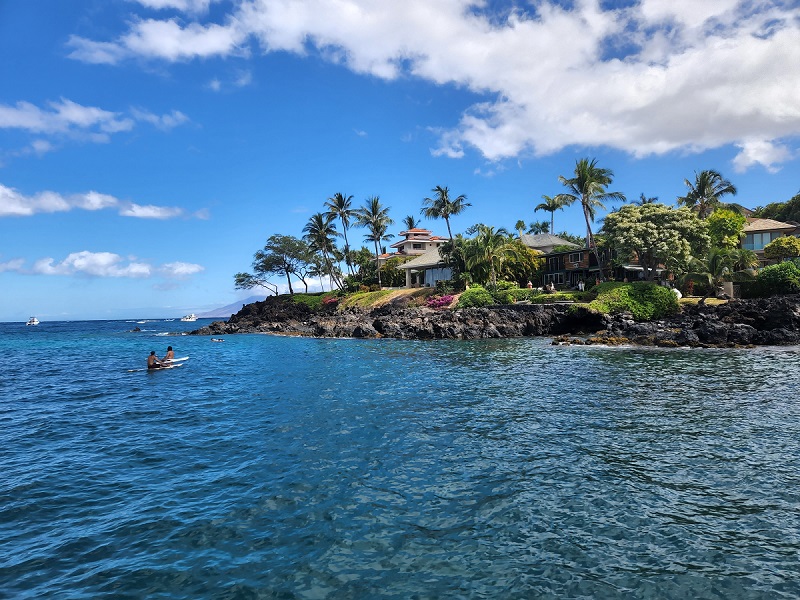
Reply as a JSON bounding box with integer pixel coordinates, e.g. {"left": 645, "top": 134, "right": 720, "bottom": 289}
{"left": 2, "top": 319, "right": 800, "bottom": 599}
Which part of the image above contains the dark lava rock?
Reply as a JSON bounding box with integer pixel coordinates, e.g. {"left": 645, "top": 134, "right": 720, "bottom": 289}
{"left": 190, "top": 293, "right": 800, "bottom": 347}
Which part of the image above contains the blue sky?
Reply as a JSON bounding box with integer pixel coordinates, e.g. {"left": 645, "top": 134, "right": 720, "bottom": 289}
{"left": 1, "top": 0, "right": 799, "bottom": 321}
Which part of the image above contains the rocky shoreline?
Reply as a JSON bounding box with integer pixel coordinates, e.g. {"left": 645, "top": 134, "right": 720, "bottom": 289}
{"left": 191, "top": 294, "right": 800, "bottom": 347}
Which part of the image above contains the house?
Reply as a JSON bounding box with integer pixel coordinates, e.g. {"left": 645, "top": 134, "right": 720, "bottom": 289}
{"left": 542, "top": 247, "right": 605, "bottom": 288}
{"left": 377, "top": 227, "right": 449, "bottom": 266}
{"left": 520, "top": 233, "right": 580, "bottom": 254}
{"left": 742, "top": 218, "right": 797, "bottom": 264}
{"left": 396, "top": 248, "right": 452, "bottom": 288}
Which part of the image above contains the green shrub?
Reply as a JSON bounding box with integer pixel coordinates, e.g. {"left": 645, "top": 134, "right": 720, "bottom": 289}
{"left": 290, "top": 293, "right": 326, "bottom": 310}
{"left": 456, "top": 286, "right": 495, "bottom": 308}
{"left": 435, "top": 280, "right": 456, "bottom": 295}
{"left": 587, "top": 282, "right": 678, "bottom": 321}
{"left": 746, "top": 261, "right": 800, "bottom": 297}
{"left": 495, "top": 280, "right": 517, "bottom": 291}
{"left": 339, "top": 290, "right": 393, "bottom": 308}
{"left": 492, "top": 287, "right": 519, "bottom": 304}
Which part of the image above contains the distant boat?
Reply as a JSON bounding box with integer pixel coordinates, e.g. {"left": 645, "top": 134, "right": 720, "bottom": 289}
{"left": 180, "top": 314, "right": 198, "bottom": 322}
{"left": 26, "top": 316, "right": 39, "bottom": 326}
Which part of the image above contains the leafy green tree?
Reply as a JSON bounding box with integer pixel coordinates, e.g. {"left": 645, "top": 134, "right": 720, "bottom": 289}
{"left": 753, "top": 191, "right": 800, "bottom": 222}
{"left": 439, "top": 234, "right": 470, "bottom": 288}
{"left": 421, "top": 185, "right": 470, "bottom": 239}
{"left": 602, "top": 204, "right": 710, "bottom": 281}
{"left": 555, "top": 158, "right": 626, "bottom": 278}
{"left": 515, "top": 220, "right": 527, "bottom": 236}
{"left": 325, "top": 192, "right": 355, "bottom": 276}
{"left": 706, "top": 208, "right": 747, "bottom": 249}
{"left": 355, "top": 196, "right": 394, "bottom": 288}
{"left": 677, "top": 169, "right": 737, "bottom": 219}
{"left": 303, "top": 212, "right": 342, "bottom": 290}
{"left": 500, "top": 244, "right": 545, "bottom": 286}
{"left": 535, "top": 194, "right": 567, "bottom": 233}
{"left": 764, "top": 236, "right": 800, "bottom": 261}
{"left": 234, "top": 234, "right": 312, "bottom": 295}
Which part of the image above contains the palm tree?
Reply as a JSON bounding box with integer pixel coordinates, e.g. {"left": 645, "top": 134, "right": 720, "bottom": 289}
{"left": 634, "top": 193, "right": 658, "bottom": 205}
{"left": 678, "top": 170, "right": 737, "bottom": 219}
{"left": 556, "top": 158, "right": 626, "bottom": 279}
{"left": 355, "top": 196, "right": 394, "bottom": 288}
{"left": 683, "top": 247, "right": 755, "bottom": 304}
{"left": 421, "top": 185, "right": 470, "bottom": 239}
{"left": 303, "top": 212, "right": 341, "bottom": 290}
{"left": 465, "top": 224, "right": 515, "bottom": 289}
{"left": 527, "top": 220, "right": 550, "bottom": 235}
{"left": 402, "top": 215, "right": 421, "bottom": 230}
{"left": 515, "top": 220, "right": 527, "bottom": 237}
{"left": 535, "top": 195, "right": 566, "bottom": 233}
{"left": 325, "top": 193, "right": 355, "bottom": 276}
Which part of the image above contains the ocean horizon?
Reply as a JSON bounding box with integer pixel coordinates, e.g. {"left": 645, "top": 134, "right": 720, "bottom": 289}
{"left": 3, "top": 319, "right": 799, "bottom": 598}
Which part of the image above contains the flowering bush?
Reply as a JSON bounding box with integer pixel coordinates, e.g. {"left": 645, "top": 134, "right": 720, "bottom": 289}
{"left": 322, "top": 296, "right": 339, "bottom": 305}
{"left": 426, "top": 294, "right": 455, "bottom": 309}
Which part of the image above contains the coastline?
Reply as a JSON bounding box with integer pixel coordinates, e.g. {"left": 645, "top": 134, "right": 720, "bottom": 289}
{"left": 192, "top": 293, "right": 800, "bottom": 348}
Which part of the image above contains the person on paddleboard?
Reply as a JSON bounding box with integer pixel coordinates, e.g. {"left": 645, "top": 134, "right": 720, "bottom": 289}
{"left": 163, "top": 346, "right": 174, "bottom": 362}
{"left": 147, "top": 351, "right": 164, "bottom": 369}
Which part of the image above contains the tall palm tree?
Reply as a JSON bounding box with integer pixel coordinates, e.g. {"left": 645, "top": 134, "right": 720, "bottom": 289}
{"left": 325, "top": 192, "right": 355, "bottom": 276}
{"left": 355, "top": 196, "right": 394, "bottom": 288}
{"left": 402, "top": 215, "right": 421, "bottom": 230}
{"left": 678, "top": 170, "right": 737, "bottom": 219}
{"left": 303, "top": 212, "right": 341, "bottom": 290}
{"left": 421, "top": 185, "right": 470, "bottom": 239}
{"left": 555, "top": 158, "right": 625, "bottom": 279}
{"left": 515, "top": 220, "right": 527, "bottom": 237}
{"left": 535, "top": 195, "right": 566, "bottom": 233}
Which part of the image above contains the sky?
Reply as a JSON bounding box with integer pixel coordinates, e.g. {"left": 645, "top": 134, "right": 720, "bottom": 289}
{"left": 1, "top": 0, "right": 799, "bottom": 321}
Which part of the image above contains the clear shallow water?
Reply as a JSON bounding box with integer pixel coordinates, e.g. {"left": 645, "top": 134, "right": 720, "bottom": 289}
{"left": 2, "top": 320, "right": 799, "bottom": 599}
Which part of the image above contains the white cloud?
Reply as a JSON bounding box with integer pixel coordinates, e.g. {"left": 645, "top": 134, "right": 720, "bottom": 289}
{"left": 33, "top": 251, "right": 152, "bottom": 278}
{"left": 733, "top": 140, "right": 793, "bottom": 173}
{"left": 161, "top": 261, "right": 205, "bottom": 277}
{"left": 66, "top": 0, "right": 800, "bottom": 171}
{"left": 0, "top": 258, "right": 25, "bottom": 272}
{"left": 131, "top": 108, "right": 190, "bottom": 130}
{"left": 133, "top": 0, "right": 217, "bottom": 13}
{"left": 0, "top": 183, "right": 188, "bottom": 219}
{"left": 119, "top": 203, "right": 184, "bottom": 219}
{"left": 24, "top": 251, "right": 205, "bottom": 280}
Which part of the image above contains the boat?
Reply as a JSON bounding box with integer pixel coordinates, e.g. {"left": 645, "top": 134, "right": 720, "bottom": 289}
{"left": 180, "top": 314, "right": 198, "bottom": 322}
{"left": 26, "top": 317, "right": 39, "bottom": 326}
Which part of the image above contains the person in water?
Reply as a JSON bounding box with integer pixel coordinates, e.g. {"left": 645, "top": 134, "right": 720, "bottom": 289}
{"left": 163, "top": 346, "right": 174, "bottom": 362}
{"left": 147, "top": 351, "right": 163, "bottom": 369}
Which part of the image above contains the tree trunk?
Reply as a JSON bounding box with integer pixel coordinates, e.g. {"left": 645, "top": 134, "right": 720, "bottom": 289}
{"left": 284, "top": 270, "right": 294, "bottom": 295}
{"left": 342, "top": 226, "right": 354, "bottom": 276}
{"left": 445, "top": 217, "right": 453, "bottom": 240}
{"left": 374, "top": 240, "right": 382, "bottom": 288}
{"left": 583, "top": 203, "right": 604, "bottom": 281}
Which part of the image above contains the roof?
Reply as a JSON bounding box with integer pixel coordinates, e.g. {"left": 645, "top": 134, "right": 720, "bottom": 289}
{"left": 519, "top": 233, "right": 581, "bottom": 249}
{"left": 744, "top": 218, "right": 797, "bottom": 233}
{"left": 396, "top": 248, "right": 446, "bottom": 270}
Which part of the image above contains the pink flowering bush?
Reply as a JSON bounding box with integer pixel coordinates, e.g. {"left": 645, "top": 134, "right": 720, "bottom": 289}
{"left": 322, "top": 295, "right": 339, "bottom": 305}
{"left": 426, "top": 294, "right": 454, "bottom": 309}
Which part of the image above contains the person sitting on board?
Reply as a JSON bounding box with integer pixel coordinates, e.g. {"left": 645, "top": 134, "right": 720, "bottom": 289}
{"left": 147, "top": 351, "right": 163, "bottom": 369}
{"left": 163, "top": 346, "right": 174, "bottom": 362}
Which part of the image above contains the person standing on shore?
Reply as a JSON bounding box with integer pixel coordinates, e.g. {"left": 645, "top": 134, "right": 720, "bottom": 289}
{"left": 147, "top": 351, "right": 163, "bottom": 369}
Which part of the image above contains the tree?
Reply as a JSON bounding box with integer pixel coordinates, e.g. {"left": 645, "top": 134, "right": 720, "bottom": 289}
{"left": 677, "top": 169, "right": 737, "bottom": 219}
{"left": 683, "top": 247, "right": 755, "bottom": 303}
{"left": 515, "top": 220, "right": 527, "bottom": 236}
{"left": 753, "top": 191, "right": 800, "bottom": 222}
{"left": 602, "top": 203, "right": 710, "bottom": 281}
{"left": 634, "top": 193, "right": 658, "bottom": 205}
{"left": 556, "top": 158, "right": 626, "bottom": 278}
{"left": 355, "top": 196, "right": 394, "bottom": 288}
{"left": 527, "top": 220, "right": 550, "bottom": 234}
{"left": 421, "top": 185, "right": 470, "bottom": 239}
{"left": 535, "top": 194, "right": 566, "bottom": 233}
{"left": 501, "top": 244, "right": 545, "bottom": 286}
{"left": 464, "top": 224, "right": 516, "bottom": 289}
{"left": 325, "top": 193, "right": 355, "bottom": 276}
{"left": 234, "top": 234, "right": 311, "bottom": 295}
{"left": 706, "top": 208, "right": 747, "bottom": 249}
{"left": 764, "top": 236, "right": 800, "bottom": 261}
{"left": 402, "top": 215, "right": 421, "bottom": 230}
{"left": 303, "top": 212, "right": 342, "bottom": 290}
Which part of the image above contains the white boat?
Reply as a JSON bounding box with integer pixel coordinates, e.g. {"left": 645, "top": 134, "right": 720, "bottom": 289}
{"left": 180, "top": 314, "right": 198, "bottom": 322}
{"left": 26, "top": 316, "right": 39, "bottom": 326}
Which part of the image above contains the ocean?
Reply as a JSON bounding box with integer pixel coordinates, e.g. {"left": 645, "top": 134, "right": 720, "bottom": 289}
{"left": 2, "top": 319, "right": 799, "bottom": 599}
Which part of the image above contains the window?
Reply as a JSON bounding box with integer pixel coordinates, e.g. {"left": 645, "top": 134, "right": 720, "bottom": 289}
{"left": 546, "top": 273, "right": 564, "bottom": 284}
{"left": 412, "top": 243, "right": 423, "bottom": 250}
{"left": 548, "top": 256, "right": 562, "bottom": 270}
{"left": 568, "top": 252, "right": 584, "bottom": 263}
{"left": 744, "top": 232, "right": 783, "bottom": 251}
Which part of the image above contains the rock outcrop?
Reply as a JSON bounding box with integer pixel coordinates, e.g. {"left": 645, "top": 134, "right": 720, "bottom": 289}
{"left": 191, "top": 294, "right": 800, "bottom": 347}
